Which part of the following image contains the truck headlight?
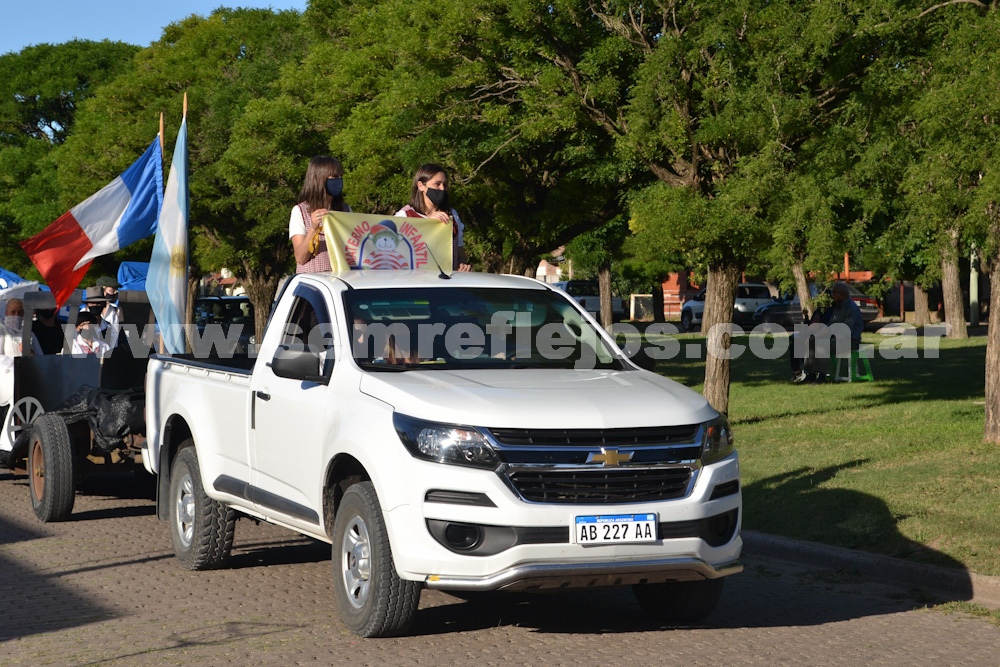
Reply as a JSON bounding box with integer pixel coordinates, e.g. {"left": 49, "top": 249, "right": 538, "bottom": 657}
{"left": 393, "top": 414, "right": 500, "bottom": 469}
{"left": 700, "top": 415, "right": 735, "bottom": 465}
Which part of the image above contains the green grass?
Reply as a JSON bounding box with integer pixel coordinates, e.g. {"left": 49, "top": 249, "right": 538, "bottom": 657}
{"left": 647, "top": 330, "right": 1000, "bottom": 575}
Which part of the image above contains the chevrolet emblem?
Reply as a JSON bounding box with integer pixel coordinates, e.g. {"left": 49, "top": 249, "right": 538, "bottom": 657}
{"left": 587, "top": 448, "right": 634, "bottom": 467}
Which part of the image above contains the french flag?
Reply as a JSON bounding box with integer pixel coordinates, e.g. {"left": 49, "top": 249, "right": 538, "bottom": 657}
{"left": 19, "top": 139, "right": 164, "bottom": 307}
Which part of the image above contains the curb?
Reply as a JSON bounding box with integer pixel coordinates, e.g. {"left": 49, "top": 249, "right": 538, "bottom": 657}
{"left": 743, "top": 531, "right": 1000, "bottom": 610}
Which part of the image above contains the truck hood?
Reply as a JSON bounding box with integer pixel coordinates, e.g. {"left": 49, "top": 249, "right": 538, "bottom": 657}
{"left": 359, "top": 368, "right": 716, "bottom": 429}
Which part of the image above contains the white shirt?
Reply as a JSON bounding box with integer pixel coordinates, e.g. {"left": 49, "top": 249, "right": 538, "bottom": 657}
{"left": 0, "top": 322, "right": 42, "bottom": 406}
{"left": 71, "top": 333, "right": 111, "bottom": 358}
{"left": 101, "top": 302, "right": 121, "bottom": 348}
{"left": 288, "top": 204, "right": 352, "bottom": 239}
{"left": 393, "top": 206, "right": 465, "bottom": 247}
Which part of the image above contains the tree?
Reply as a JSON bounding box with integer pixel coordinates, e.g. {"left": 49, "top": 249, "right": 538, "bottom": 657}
{"left": 564, "top": 217, "right": 630, "bottom": 328}
{"left": 298, "top": 0, "right": 644, "bottom": 274}
{"left": 616, "top": 1, "right": 911, "bottom": 412}
{"left": 0, "top": 40, "right": 138, "bottom": 277}
{"left": 56, "top": 9, "right": 308, "bottom": 342}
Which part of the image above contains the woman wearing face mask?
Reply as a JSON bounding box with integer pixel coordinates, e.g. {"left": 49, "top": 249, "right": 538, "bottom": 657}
{"left": 289, "top": 156, "right": 352, "bottom": 273}
{"left": 395, "top": 164, "right": 471, "bottom": 271}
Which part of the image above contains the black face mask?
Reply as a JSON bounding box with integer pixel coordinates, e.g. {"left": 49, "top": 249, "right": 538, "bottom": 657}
{"left": 425, "top": 187, "right": 448, "bottom": 210}
{"left": 88, "top": 305, "right": 104, "bottom": 317}
{"left": 325, "top": 177, "right": 344, "bottom": 198}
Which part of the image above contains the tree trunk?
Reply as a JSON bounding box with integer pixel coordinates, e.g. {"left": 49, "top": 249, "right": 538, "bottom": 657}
{"left": 985, "top": 255, "right": 1000, "bottom": 443}
{"left": 792, "top": 260, "right": 812, "bottom": 320}
{"left": 598, "top": 262, "right": 613, "bottom": 330}
{"left": 703, "top": 264, "right": 740, "bottom": 415}
{"left": 941, "top": 228, "right": 968, "bottom": 339}
{"left": 652, "top": 283, "right": 665, "bottom": 323}
{"left": 242, "top": 271, "right": 282, "bottom": 349}
{"left": 914, "top": 284, "right": 930, "bottom": 327}
{"left": 184, "top": 276, "right": 198, "bottom": 353}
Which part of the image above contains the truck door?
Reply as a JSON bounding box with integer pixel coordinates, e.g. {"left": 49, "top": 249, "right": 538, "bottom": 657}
{"left": 248, "top": 283, "right": 335, "bottom": 531}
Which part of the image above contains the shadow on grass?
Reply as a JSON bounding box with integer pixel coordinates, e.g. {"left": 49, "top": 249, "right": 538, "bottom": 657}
{"left": 644, "top": 333, "right": 986, "bottom": 408}
{"left": 744, "top": 461, "right": 972, "bottom": 579}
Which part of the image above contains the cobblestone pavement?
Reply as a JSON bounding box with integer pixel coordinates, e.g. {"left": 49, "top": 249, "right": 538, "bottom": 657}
{"left": 2, "top": 469, "right": 998, "bottom": 667}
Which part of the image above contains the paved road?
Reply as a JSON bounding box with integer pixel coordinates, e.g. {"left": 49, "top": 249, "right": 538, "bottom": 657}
{"left": 1, "top": 469, "right": 998, "bottom": 667}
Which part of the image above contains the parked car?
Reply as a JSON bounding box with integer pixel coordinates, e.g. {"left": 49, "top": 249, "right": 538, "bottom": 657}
{"left": 551, "top": 280, "right": 625, "bottom": 319}
{"left": 193, "top": 296, "right": 255, "bottom": 354}
{"left": 680, "top": 283, "right": 773, "bottom": 332}
{"left": 753, "top": 282, "right": 879, "bottom": 329}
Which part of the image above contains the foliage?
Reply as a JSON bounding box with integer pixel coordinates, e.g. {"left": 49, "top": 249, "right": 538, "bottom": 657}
{"left": 299, "top": 0, "right": 644, "bottom": 273}
{"left": 56, "top": 8, "right": 308, "bottom": 297}
{"left": 0, "top": 40, "right": 139, "bottom": 277}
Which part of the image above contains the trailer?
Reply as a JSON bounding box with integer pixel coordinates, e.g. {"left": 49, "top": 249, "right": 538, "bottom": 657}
{"left": 1, "top": 290, "right": 155, "bottom": 522}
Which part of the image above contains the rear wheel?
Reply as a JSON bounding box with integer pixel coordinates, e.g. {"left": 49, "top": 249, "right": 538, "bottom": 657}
{"left": 169, "top": 444, "right": 235, "bottom": 570}
{"left": 633, "top": 578, "right": 725, "bottom": 624}
{"left": 332, "top": 482, "right": 421, "bottom": 637}
{"left": 28, "top": 414, "right": 76, "bottom": 522}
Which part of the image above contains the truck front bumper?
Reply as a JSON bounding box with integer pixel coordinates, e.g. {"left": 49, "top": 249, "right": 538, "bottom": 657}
{"left": 424, "top": 555, "right": 743, "bottom": 591}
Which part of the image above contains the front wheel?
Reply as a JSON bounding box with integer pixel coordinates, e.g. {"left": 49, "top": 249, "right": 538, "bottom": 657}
{"left": 680, "top": 310, "right": 694, "bottom": 333}
{"left": 28, "top": 414, "right": 75, "bottom": 522}
{"left": 633, "top": 578, "right": 725, "bottom": 624}
{"left": 332, "top": 482, "right": 421, "bottom": 637}
{"left": 169, "top": 444, "right": 235, "bottom": 570}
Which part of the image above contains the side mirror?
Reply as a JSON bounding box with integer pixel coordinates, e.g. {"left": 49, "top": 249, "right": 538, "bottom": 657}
{"left": 269, "top": 345, "right": 330, "bottom": 385}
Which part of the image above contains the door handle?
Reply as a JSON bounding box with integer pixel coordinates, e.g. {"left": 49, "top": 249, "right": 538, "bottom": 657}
{"left": 255, "top": 390, "right": 271, "bottom": 401}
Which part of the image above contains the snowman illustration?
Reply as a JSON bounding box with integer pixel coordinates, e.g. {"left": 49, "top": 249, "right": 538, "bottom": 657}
{"left": 362, "top": 220, "right": 411, "bottom": 270}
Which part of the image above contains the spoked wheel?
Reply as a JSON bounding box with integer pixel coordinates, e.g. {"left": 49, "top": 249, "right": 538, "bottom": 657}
{"left": 28, "top": 413, "right": 75, "bottom": 522}
{"left": 3, "top": 396, "right": 44, "bottom": 452}
{"left": 332, "top": 482, "right": 421, "bottom": 637}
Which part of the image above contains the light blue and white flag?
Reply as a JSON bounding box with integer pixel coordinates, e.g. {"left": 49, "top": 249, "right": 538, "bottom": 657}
{"left": 147, "top": 115, "right": 188, "bottom": 354}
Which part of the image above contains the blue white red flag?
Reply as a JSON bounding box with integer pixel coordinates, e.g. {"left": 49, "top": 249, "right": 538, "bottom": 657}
{"left": 147, "top": 116, "right": 189, "bottom": 355}
{"left": 19, "top": 139, "right": 164, "bottom": 307}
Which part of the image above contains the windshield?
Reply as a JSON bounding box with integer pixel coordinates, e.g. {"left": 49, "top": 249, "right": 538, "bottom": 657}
{"left": 344, "top": 287, "right": 624, "bottom": 371}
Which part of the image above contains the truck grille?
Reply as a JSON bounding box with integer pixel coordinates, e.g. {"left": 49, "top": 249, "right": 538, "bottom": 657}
{"left": 489, "top": 426, "right": 699, "bottom": 447}
{"left": 507, "top": 467, "right": 693, "bottom": 503}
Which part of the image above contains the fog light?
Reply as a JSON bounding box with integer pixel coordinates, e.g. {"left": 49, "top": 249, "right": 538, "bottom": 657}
{"left": 443, "top": 523, "right": 482, "bottom": 551}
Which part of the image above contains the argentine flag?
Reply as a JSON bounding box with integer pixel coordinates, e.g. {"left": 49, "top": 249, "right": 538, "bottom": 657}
{"left": 147, "top": 116, "right": 188, "bottom": 355}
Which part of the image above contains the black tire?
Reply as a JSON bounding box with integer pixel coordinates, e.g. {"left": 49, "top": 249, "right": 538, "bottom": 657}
{"left": 761, "top": 312, "right": 773, "bottom": 325}
{"left": 633, "top": 578, "right": 725, "bottom": 624}
{"left": 28, "top": 414, "right": 76, "bottom": 522}
{"left": 680, "top": 310, "right": 694, "bottom": 333}
{"left": 169, "top": 444, "right": 235, "bottom": 570}
{"left": 332, "top": 482, "right": 421, "bottom": 637}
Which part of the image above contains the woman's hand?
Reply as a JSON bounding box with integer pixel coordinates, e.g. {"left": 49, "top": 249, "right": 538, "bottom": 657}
{"left": 429, "top": 210, "right": 450, "bottom": 224}
{"left": 308, "top": 208, "right": 329, "bottom": 253}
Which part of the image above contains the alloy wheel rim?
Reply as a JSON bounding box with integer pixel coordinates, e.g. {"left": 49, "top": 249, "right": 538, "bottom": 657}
{"left": 175, "top": 473, "right": 195, "bottom": 548}
{"left": 341, "top": 515, "right": 372, "bottom": 609}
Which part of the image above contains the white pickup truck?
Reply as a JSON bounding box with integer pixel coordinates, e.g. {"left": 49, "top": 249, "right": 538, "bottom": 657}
{"left": 145, "top": 271, "right": 742, "bottom": 637}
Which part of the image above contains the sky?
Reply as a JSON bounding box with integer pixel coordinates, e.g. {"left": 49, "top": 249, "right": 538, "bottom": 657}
{"left": 1, "top": 1, "right": 309, "bottom": 56}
